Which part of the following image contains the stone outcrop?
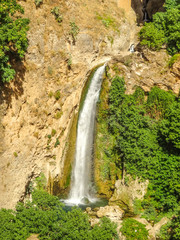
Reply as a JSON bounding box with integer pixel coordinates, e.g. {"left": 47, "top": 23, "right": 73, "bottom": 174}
{"left": 109, "top": 177, "right": 149, "bottom": 213}
{"left": 134, "top": 217, "right": 169, "bottom": 240}
{"left": 109, "top": 49, "right": 180, "bottom": 95}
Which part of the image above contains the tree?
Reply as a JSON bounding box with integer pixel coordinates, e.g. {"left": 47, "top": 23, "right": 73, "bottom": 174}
{"left": 0, "top": 0, "right": 29, "bottom": 82}
{"left": 140, "top": 0, "right": 180, "bottom": 55}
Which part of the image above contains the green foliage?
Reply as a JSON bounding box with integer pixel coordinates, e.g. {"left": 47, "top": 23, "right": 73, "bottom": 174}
{"left": 158, "top": 211, "right": 180, "bottom": 240}
{"left": 51, "top": 129, "right": 56, "bottom": 137}
{"left": 0, "top": 190, "right": 118, "bottom": 240}
{"left": 0, "top": 0, "right": 29, "bottom": 82}
{"left": 107, "top": 76, "right": 180, "bottom": 212}
{"left": 54, "top": 90, "right": 61, "bottom": 100}
{"left": 35, "top": 173, "right": 47, "bottom": 191}
{"left": 69, "top": 22, "right": 79, "bottom": 43}
{"left": 34, "top": 0, "right": 43, "bottom": 7}
{"left": 13, "top": 152, "right": 18, "bottom": 157}
{"left": 140, "top": 22, "right": 166, "bottom": 50}
{"left": 146, "top": 86, "right": 175, "bottom": 118}
{"left": 168, "top": 54, "right": 180, "bottom": 67}
{"left": 0, "top": 208, "right": 29, "bottom": 239}
{"left": 159, "top": 101, "right": 180, "bottom": 149}
{"left": 96, "top": 13, "right": 119, "bottom": 32}
{"left": 120, "top": 218, "right": 149, "bottom": 240}
{"left": 51, "top": 7, "right": 63, "bottom": 24}
{"left": 54, "top": 110, "right": 63, "bottom": 119}
{"left": 133, "top": 199, "right": 143, "bottom": 215}
{"left": 54, "top": 138, "right": 60, "bottom": 147}
{"left": 140, "top": 0, "right": 180, "bottom": 55}
{"left": 169, "top": 213, "right": 180, "bottom": 239}
{"left": 91, "top": 217, "right": 118, "bottom": 240}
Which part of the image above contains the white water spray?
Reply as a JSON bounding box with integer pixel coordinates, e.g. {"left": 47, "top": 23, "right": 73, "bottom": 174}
{"left": 66, "top": 65, "right": 106, "bottom": 205}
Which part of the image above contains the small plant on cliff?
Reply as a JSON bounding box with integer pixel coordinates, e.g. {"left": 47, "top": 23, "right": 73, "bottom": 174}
{"left": 54, "top": 138, "right": 60, "bottom": 148}
{"left": 54, "top": 90, "right": 61, "bottom": 100}
{"left": 51, "top": 7, "right": 63, "bottom": 24}
{"left": 54, "top": 110, "right": 63, "bottom": 119}
{"left": 168, "top": 54, "right": 180, "bottom": 68}
{"left": 0, "top": 0, "right": 29, "bottom": 82}
{"left": 69, "top": 21, "right": 79, "bottom": 44}
{"left": 34, "top": 0, "right": 43, "bottom": 7}
{"left": 13, "top": 152, "right": 18, "bottom": 157}
{"left": 51, "top": 129, "right": 56, "bottom": 137}
{"left": 35, "top": 173, "right": 46, "bottom": 191}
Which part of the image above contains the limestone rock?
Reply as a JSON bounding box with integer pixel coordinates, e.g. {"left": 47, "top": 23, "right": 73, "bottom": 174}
{"left": 0, "top": 0, "right": 139, "bottom": 209}
{"left": 96, "top": 205, "right": 124, "bottom": 221}
{"left": 109, "top": 177, "right": 148, "bottom": 213}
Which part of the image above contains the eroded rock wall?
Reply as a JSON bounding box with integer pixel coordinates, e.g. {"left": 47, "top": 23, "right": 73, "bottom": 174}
{"left": 0, "top": 0, "right": 138, "bottom": 209}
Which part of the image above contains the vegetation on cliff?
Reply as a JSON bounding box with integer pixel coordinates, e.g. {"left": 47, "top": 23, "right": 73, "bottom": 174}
{"left": 108, "top": 77, "right": 180, "bottom": 212}
{"left": 0, "top": 0, "right": 29, "bottom": 82}
{"left": 140, "top": 0, "right": 180, "bottom": 55}
{"left": 96, "top": 73, "right": 180, "bottom": 238}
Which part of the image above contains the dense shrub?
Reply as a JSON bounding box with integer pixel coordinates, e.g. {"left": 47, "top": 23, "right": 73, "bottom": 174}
{"left": 140, "top": 0, "right": 180, "bottom": 55}
{"left": 120, "top": 218, "right": 149, "bottom": 240}
{"left": 108, "top": 76, "right": 180, "bottom": 212}
{"left": 0, "top": 190, "right": 118, "bottom": 240}
{"left": 0, "top": 0, "right": 29, "bottom": 82}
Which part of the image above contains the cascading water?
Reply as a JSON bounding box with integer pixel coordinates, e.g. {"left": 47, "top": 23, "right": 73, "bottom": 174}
{"left": 65, "top": 64, "right": 106, "bottom": 205}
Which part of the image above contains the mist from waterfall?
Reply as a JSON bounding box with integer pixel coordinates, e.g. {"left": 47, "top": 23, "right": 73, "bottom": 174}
{"left": 65, "top": 65, "right": 106, "bottom": 205}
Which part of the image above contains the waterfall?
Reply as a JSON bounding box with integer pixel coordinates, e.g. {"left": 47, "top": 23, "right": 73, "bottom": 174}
{"left": 66, "top": 64, "right": 106, "bottom": 205}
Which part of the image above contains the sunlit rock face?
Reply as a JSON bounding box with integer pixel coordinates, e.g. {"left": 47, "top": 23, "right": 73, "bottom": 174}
{"left": 131, "top": 0, "right": 165, "bottom": 23}
{"left": 117, "top": 0, "right": 131, "bottom": 12}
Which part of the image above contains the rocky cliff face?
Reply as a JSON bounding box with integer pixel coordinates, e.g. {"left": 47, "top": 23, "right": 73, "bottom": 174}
{"left": 0, "top": 0, "right": 138, "bottom": 209}
{"left": 0, "top": 0, "right": 178, "bottom": 210}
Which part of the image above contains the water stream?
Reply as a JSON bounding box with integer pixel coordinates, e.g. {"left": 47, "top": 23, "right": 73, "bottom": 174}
{"left": 65, "top": 65, "right": 106, "bottom": 205}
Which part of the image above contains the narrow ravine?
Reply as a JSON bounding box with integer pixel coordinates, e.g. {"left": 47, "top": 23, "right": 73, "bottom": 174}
{"left": 65, "top": 65, "right": 106, "bottom": 205}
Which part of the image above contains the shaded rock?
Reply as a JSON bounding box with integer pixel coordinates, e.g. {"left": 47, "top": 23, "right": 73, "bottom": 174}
{"left": 131, "top": 0, "right": 165, "bottom": 23}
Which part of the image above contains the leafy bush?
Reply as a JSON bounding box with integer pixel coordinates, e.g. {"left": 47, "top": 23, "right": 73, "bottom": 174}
{"left": 140, "top": 0, "right": 180, "bottom": 55}
{"left": 107, "top": 76, "right": 180, "bottom": 212}
{"left": 140, "top": 22, "right": 166, "bottom": 50}
{"left": 0, "top": 0, "right": 29, "bottom": 82}
{"left": 120, "top": 218, "right": 149, "bottom": 240}
{"left": 168, "top": 54, "right": 180, "bottom": 67}
{"left": 34, "top": 173, "right": 47, "bottom": 191}
{"left": 0, "top": 190, "right": 118, "bottom": 240}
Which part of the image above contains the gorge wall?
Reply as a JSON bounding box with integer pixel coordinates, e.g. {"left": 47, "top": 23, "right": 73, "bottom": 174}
{"left": 0, "top": 0, "right": 138, "bottom": 209}
{"left": 0, "top": 0, "right": 177, "bottom": 210}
